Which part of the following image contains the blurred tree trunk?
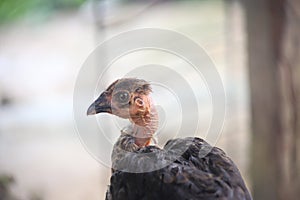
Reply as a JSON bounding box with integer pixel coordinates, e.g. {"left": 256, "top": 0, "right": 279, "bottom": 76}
{"left": 243, "top": 0, "right": 300, "bottom": 199}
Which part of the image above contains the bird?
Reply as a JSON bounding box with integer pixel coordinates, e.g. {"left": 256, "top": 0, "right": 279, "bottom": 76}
{"left": 87, "top": 78, "right": 252, "bottom": 200}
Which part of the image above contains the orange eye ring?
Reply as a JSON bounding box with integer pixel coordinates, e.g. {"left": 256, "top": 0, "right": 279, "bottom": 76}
{"left": 135, "top": 97, "right": 144, "bottom": 107}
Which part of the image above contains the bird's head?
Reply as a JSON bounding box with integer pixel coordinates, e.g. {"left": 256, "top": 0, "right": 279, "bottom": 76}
{"left": 87, "top": 78, "right": 153, "bottom": 124}
{"left": 87, "top": 78, "right": 158, "bottom": 147}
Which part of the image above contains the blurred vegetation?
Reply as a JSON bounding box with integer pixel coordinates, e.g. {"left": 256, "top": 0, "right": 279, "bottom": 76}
{"left": 0, "top": 0, "right": 209, "bottom": 24}
{"left": 0, "top": 0, "right": 86, "bottom": 24}
{"left": 0, "top": 174, "right": 15, "bottom": 200}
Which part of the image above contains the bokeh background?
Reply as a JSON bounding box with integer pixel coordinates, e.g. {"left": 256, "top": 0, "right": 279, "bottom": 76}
{"left": 0, "top": 0, "right": 299, "bottom": 200}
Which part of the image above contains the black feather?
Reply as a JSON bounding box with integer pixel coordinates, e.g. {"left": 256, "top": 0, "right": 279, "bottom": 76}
{"left": 106, "top": 137, "right": 252, "bottom": 200}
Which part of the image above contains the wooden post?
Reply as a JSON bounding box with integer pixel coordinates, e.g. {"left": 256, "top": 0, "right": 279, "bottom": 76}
{"left": 243, "top": 0, "right": 300, "bottom": 199}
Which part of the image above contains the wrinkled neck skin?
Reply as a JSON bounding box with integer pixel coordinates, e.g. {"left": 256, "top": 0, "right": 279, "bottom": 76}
{"left": 126, "top": 97, "right": 158, "bottom": 147}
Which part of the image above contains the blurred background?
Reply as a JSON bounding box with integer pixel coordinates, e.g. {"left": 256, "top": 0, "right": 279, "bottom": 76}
{"left": 0, "top": 0, "right": 299, "bottom": 200}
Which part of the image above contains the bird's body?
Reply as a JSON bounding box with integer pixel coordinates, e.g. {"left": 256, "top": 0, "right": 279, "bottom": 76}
{"left": 87, "top": 78, "right": 252, "bottom": 200}
{"left": 106, "top": 136, "right": 251, "bottom": 200}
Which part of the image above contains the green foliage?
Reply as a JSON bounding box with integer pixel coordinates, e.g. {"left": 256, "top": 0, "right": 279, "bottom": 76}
{"left": 0, "top": 0, "right": 86, "bottom": 24}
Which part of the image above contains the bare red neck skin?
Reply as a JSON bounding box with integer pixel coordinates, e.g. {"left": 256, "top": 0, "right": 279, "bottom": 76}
{"left": 129, "top": 96, "right": 158, "bottom": 147}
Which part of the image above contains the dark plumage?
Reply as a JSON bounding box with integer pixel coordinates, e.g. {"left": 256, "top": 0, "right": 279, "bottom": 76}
{"left": 106, "top": 137, "right": 251, "bottom": 200}
{"left": 87, "top": 78, "right": 252, "bottom": 200}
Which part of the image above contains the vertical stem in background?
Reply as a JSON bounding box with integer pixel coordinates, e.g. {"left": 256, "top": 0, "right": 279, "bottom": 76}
{"left": 91, "top": 0, "right": 112, "bottom": 191}
{"left": 244, "top": 0, "right": 300, "bottom": 199}
{"left": 279, "top": 0, "right": 300, "bottom": 198}
{"left": 243, "top": 0, "right": 284, "bottom": 199}
{"left": 224, "top": 0, "right": 251, "bottom": 189}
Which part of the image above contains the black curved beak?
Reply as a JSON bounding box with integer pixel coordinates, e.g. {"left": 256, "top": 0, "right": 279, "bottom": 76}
{"left": 87, "top": 92, "right": 112, "bottom": 115}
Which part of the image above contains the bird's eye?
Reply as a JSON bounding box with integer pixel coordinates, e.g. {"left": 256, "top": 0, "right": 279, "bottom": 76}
{"left": 116, "top": 91, "right": 130, "bottom": 104}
